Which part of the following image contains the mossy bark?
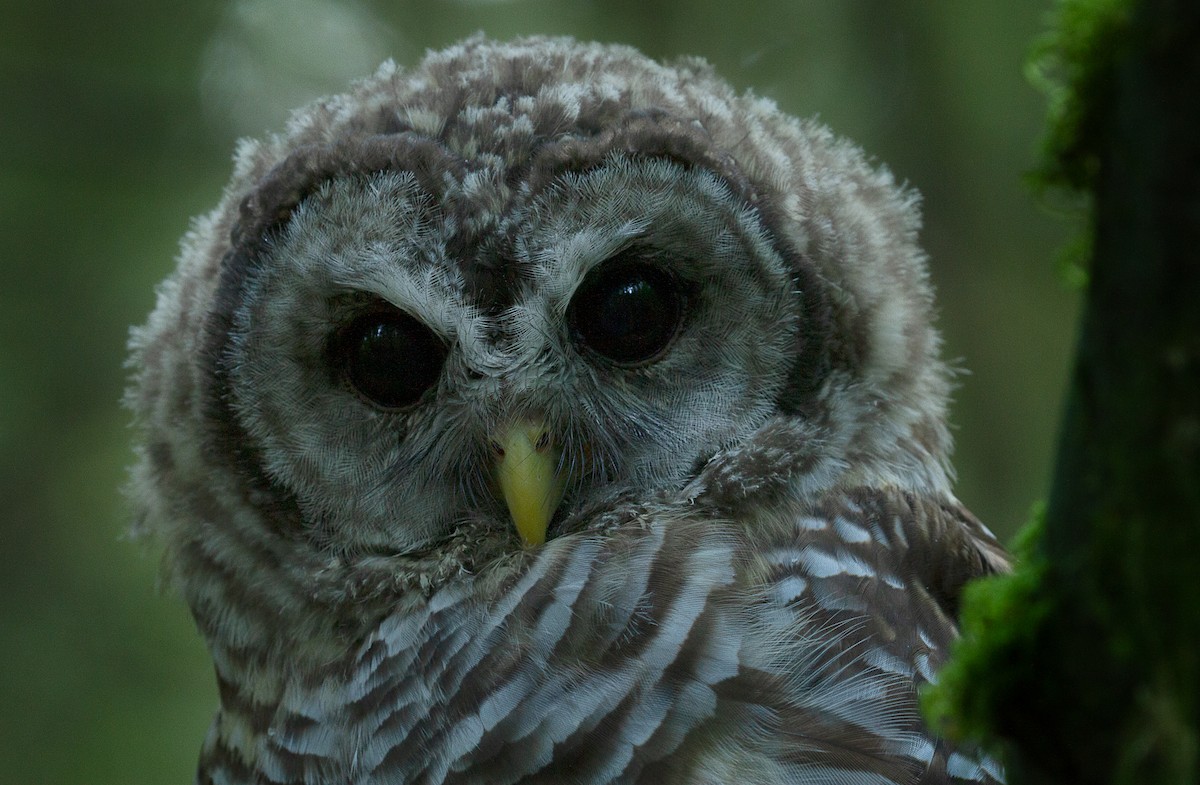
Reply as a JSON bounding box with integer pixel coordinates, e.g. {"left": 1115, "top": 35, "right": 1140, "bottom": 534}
{"left": 927, "top": 0, "right": 1200, "bottom": 782}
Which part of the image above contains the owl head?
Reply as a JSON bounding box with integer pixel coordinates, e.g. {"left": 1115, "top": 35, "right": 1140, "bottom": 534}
{"left": 128, "top": 35, "right": 950, "bottom": 632}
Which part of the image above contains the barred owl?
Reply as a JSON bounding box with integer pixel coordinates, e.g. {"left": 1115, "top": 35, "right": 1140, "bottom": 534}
{"left": 128, "top": 36, "right": 1010, "bottom": 785}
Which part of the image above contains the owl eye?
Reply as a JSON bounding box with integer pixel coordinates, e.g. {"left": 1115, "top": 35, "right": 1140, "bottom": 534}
{"left": 568, "top": 260, "right": 683, "bottom": 364}
{"left": 334, "top": 310, "right": 446, "bottom": 409}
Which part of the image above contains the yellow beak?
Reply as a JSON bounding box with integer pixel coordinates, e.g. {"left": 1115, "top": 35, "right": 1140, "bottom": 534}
{"left": 493, "top": 421, "right": 566, "bottom": 547}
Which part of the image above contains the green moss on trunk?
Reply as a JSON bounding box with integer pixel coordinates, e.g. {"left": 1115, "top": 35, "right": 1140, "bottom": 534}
{"left": 926, "top": 0, "right": 1200, "bottom": 782}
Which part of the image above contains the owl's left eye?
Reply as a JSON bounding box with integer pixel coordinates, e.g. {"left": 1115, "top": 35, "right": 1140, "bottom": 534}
{"left": 333, "top": 310, "right": 446, "bottom": 409}
{"left": 568, "top": 259, "right": 684, "bottom": 365}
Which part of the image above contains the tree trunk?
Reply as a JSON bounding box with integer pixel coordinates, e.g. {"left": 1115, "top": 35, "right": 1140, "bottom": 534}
{"left": 928, "top": 1, "right": 1200, "bottom": 782}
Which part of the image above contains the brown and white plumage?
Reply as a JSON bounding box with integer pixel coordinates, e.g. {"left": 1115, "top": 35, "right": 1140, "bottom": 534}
{"left": 127, "top": 36, "right": 1009, "bottom": 784}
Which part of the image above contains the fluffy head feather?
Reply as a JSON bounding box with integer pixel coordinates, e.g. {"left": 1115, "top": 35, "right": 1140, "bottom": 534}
{"left": 129, "top": 34, "right": 950, "bottom": 573}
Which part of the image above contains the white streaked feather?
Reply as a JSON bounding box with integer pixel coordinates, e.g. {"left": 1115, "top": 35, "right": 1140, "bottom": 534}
{"left": 948, "top": 751, "right": 991, "bottom": 780}
{"left": 798, "top": 546, "right": 877, "bottom": 579}
{"left": 833, "top": 516, "right": 873, "bottom": 543}
{"left": 863, "top": 647, "right": 916, "bottom": 679}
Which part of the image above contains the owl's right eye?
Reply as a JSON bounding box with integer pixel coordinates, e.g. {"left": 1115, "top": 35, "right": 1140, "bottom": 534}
{"left": 333, "top": 310, "right": 446, "bottom": 409}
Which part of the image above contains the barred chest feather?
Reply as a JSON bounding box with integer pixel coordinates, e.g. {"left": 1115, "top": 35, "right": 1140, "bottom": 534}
{"left": 199, "top": 488, "right": 1003, "bottom": 785}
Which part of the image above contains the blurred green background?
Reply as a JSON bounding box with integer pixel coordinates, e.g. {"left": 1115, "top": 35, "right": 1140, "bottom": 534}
{"left": 1, "top": 1, "right": 1077, "bottom": 782}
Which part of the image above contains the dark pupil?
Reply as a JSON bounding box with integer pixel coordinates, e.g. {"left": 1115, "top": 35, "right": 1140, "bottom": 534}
{"left": 340, "top": 311, "right": 445, "bottom": 408}
{"left": 569, "top": 262, "right": 681, "bottom": 363}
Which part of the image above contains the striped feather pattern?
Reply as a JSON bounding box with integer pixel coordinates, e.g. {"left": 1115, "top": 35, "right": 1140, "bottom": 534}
{"left": 195, "top": 487, "right": 1005, "bottom": 785}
